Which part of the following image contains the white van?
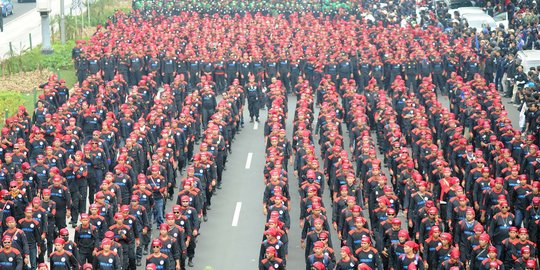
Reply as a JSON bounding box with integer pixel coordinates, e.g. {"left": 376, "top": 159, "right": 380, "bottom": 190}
{"left": 461, "top": 12, "right": 497, "bottom": 32}
{"left": 516, "top": 50, "right": 540, "bottom": 72}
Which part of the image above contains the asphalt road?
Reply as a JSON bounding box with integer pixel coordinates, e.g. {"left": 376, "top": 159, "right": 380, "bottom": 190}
{"left": 3, "top": 1, "right": 35, "bottom": 24}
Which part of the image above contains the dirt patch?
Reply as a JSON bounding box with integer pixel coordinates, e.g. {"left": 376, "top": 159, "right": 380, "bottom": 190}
{"left": 0, "top": 69, "right": 55, "bottom": 93}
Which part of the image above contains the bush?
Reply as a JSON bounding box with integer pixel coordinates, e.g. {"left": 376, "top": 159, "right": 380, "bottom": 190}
{"left": 42, "top": 40, "right": 77, "bottom": 70}
{"left": 0, "top": 92, "right": 27, "bottom": 118}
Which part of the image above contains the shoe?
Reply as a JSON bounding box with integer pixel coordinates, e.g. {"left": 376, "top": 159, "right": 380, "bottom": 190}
{"left": 217, "top": 184, "right": 222, "bottom": 189}
{"left": 72, "top": 223, "right": 77, "bottom": 228}
{"left": 137, "top": 261, "right": 142, "bottom": 266}
{"left": 203, "top": 215, "right": 208, "bottom": 222}
{"left": 256, "top": 118, "right": 259, "bottom": 122}
{"left": 250, "top": 118, "right": 254, "bottom": 123}
{"left": 206, "top": 205, "right": 212, "bottom": 210}
{"left": 143, "top": 248, "right": 149, "bottom": 255}
{"left": 188, "top": 259, "right": 194, "bottom": 267}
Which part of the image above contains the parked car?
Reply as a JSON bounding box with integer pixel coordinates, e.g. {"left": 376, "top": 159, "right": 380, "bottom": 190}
{"left": 1, "top": 0, "right": 13, "bottom": 17}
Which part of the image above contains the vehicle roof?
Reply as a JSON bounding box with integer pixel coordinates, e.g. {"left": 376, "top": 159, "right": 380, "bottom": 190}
{"left": 454, "top": 7, "right": 485, "bottom": 15}
{"left": 518, "top": 50, "right": 540, "bottom": 60}
{"left": 461, "top": 13, "right": 494, "bottom": 20}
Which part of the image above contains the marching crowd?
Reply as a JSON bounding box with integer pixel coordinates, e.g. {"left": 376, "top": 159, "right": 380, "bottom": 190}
{"left": 1, "top": 0, "right": 540, "bottom": 269}
{"left": 132, "top": 0, "right": 361, "bottom": 17}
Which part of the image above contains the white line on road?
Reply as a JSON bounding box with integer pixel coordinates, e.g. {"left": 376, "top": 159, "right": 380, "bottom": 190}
{"left": 253, "top": 122, "right": 259, "bottom": 130}
{"left": 232, "top": 202, "right": 242, "bottom": 226}
{"left": 245, "top": 153, "right": 253, "bottom": 169}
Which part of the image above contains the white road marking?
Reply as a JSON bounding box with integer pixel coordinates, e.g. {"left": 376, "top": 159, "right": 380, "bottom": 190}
{"left": 245, "top": 153, "right": 253, "bottom": 169}
{"left": 253, "top": 122, "right": 259, "bottom": 130}
{"left": 232, "top": 202, "right": 242, "bottom": 226}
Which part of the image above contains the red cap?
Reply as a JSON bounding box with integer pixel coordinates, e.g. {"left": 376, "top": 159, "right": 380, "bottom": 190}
{"left": 313, "top": 241, "right": 325, "bottom": 249}
{"left": 311, "top": 261, "right": 326, "bottom": 270}
{"left": 479, "top": 233, "right": 490, "bottom": 242}
{"left": 474, "top": 224, "right": 485, "bottom": 233}
{"left": 265, "top": 246, "right": 277, "bottom": 255}
{"left": 488, "top": 246, "right": 498, "bottom": 254}
{"left": 522, "top": 246, "right": 531, "bottom": 254}
{"left": 32, "top": 197, "right": 41, "bottom": 204}
{"left": 59, "top": 228, "right": 69, "bottom": 236}
{"left": 54, "top": 238, "right": 65, "bottom": 245}
{"left": 151, "top": 239, "right": 162, "bottom": 247}
{"left": 361, "top": 235, "right": 371, "bottom": 244}
{"left": 391, "top": 218, "right": 402, "bottom": 226}
{"left": 450, "top": 248, "right": 460, "bottom": 259}
{"left": 101, "top": 238, "right": 112, "bottom": 247}
{"left": 398, "top": 230, "right": 409, "bottom": 239}
{"left": 441, "top": 232, "right": 453, "bottom": 242}
{"left": 104, "top": 231, "right": 114, "bottom": 239}
{"left": 404, "top": 240, "right": 418, "bottom": 249}
{"left": 2, "top": 235, "right": 12, "bottom": 242}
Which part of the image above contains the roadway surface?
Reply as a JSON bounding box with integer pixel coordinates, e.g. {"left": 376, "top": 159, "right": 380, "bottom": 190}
{"left": 4, "top": 1, "right": 35, "bottom": 24}
{"left": 0, "top": 0, "right": 83, "bottom": 59}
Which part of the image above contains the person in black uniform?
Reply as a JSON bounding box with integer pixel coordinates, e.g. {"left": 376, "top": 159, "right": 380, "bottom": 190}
{"left": 277, "top": 55, "right": 291, "bottom": 93}
{"left": 88, "top": 54, "right": 101, "bottom": 77}
{"left": 49, "top": 238, "right": 79, "bottom": 270}
{"left": 431, "top": 55, "right": 445, "bottom": 95}
{"left": 213, "top": 58, "right": 226, "bottom": 94}
{"left": 404, "top": 56, "right": 418, "bottom": 92}
{"left": 74, "top": 213, "right": 99, "bottom": 265}
{"left": 116, "top": 53, "right": 130, "bottom": 86}
{"left": 187, "top": 57, "right": 201, "bottom": 88}
{"left": 94, "top": 238, "right": 121, "bottom": 270}
{"left": 129, "top": 52, "right": 144, "bottom": 86}
{"left": 337, "top": 56, "right": 353, "bottom": 92}
{"left": 0, "top": 235, "right": 24, "bottom": 270}
{"left": 161, "top": 52, "right": 176, "bottom": 86}
{"left": 76, "top": 52, "right": 90, "bottom": 87}
{"left": 225, "top": 56, "right": 239, "bottom": 86}
{"left": 246, "top": 75, "right": 262, "bottom": 123}
{"left": 100, "top": 50, "right": 117, "bottom": 82}
{"left": 200, "top": 87, "right": 217, "bottom": 129}
{"left": 265, "top": 56, "right": 278, "bottom": 87}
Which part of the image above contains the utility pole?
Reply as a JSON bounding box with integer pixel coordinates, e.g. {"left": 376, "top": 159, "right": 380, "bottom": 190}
{"left": 60, "top": 0, "right": 65, "bottom": 44}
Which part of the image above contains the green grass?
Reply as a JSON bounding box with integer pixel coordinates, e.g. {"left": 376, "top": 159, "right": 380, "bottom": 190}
{"left": 0, "top": 90, "right": 36, "bottom": 121}
{"left": 58, "top": 67, "right": 78, "bottom": 88}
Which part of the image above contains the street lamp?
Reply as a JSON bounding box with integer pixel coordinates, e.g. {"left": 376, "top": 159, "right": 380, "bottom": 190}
{"left": 37, "top": 0, "right": 53, "bottom": 54}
